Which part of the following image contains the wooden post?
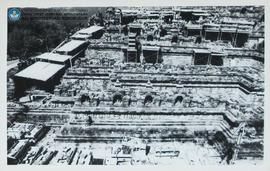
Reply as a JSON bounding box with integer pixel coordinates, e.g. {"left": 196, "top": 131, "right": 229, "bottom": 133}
{"left": 208, "top": 53, "right": 212, "bottom": 65}
{"left": 156, "top": 49, "right": 159, "bottom": 63}
{"left": 219, "top": 30, "right": 222, "bottom": 40}
{"left": 69, "top": 58, "right": 72, "bottom": 68}
{"left": 135, "top": 50, "right": 137, "bottom": 63}
{"left": 127, "top": 50, "right": 128, "bottom": 63}
{"left": 192, "top": 51, "right": 195, "bottom": 65}
{"left": 234, "top": 29, "right": 238, "bottom": 47}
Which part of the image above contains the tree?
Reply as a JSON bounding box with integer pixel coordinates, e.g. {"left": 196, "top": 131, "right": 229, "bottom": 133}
{"left": 8, "top": 20, "right": 66, "bottom": 60}
{"left": 105, "top": 7, "right": 116, "bottom": 20}
{"left": 97, "top": 12, "right": 104, "bottom": 26}
{"left": 89, "top": 16, "right": 96, "bottom": 26}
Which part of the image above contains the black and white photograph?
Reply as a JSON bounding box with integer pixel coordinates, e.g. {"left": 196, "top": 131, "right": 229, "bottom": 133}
{"left": 3, "top": 1, "right": 267, "bottom": 168}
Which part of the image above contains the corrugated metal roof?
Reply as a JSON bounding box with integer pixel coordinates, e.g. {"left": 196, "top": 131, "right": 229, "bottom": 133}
{"left": 76, "top": 26, "right": 104, "bottom": 35}
{"left": 35, "top": 52, "right": 72, "bottom": 62}
{"left": 186, "top": 24, "right": 202, "bottom": 29}
{"left": 71, "top": 33, "right": 91, "bottom": 39}
{"left": 192, "top": 13, "right": 210, "bottom": 16}
{"left": 221, "top": 28, "right": 237, "bottom": 32}
{"left": 15, "top": 62, "right": 64, "bottom": 81}
{"left": 56, "top": 40, "right": 86, "bottom": 52}
{"left": 193, "top": 49, "right": 210, "bottom": 54}
{"left": 222, "top": 20, "right": 255, "bottom": 25}
{"left": 143, "top": 46, "right": 160, "bottom": 51}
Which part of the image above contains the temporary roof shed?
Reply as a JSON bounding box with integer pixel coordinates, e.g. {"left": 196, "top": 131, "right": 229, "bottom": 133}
{"left": 76, "top": 26, "right": 104, "bottom": 35}
{"left": 56, "top": 40, "right": 86, "bottom": 54}
{"left": 15, "top": 62, "right": 65, "bottom": 82}
{"left": 35, "top": 52, "right": 72, "bottom": 63}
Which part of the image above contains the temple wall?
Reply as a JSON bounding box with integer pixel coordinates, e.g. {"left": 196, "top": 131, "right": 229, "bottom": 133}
{"left": 163, "top": 55, "right": 193, "bottom": 65}
{"left": 223, "top": 57, "right": 263, "bottom": 67}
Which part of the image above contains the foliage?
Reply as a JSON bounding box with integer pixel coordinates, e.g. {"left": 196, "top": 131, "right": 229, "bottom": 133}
{"left": 8, "top": 20, "right": 67, "bottom": 60}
